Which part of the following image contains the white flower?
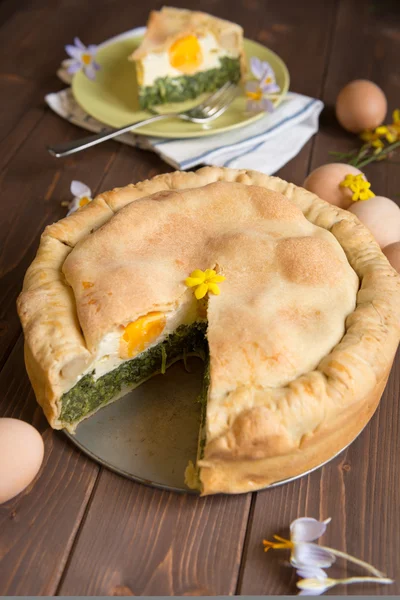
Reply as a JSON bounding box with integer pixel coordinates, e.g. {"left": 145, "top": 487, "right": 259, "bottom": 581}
{"left": 245, "top": 56, "right": 281, "bottom": 114}
{"left": 264, "top": 516, "right": 386, "bottom": 583}
{"left": 297, "top": 576, "right": 393, "bottom": 596}
{"left": 290, "top": 517, "right": 335, "bottom": 569}
{"left": 64, "top": 37, "right": 100, "bottom": 80}
{"left": 296, "top": 566, "right": 327, "bottom": 580}
{"left": 67, "top": 180, "right": 93, "bottom": 215}
{"left": 245, "top": 81, "right": 274, "bottom": 114}
{"left": 296, "top": 567, "right": 328, "bottom": 596}
{"left": 250, "top": 56, "right": 280, "bottom": 93}
{"left": 263, "top": 517, "right": 335, "bottom": 569}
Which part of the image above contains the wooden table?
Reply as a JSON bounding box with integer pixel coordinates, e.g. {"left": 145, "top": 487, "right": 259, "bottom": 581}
{"left": 1, "top": 0, "right": 399, "bottom": 595}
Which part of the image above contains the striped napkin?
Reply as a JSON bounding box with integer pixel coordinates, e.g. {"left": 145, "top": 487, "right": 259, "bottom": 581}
{"left": 45, "top": 28, "right": 323, "bottom": 175}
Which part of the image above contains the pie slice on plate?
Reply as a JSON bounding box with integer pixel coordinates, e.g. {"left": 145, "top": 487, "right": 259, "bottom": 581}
{"left": 17, "top": 167, "right": 400, "bottom": 495}
{"left": 129, "top": 7, "right": 245, "bottom": 109}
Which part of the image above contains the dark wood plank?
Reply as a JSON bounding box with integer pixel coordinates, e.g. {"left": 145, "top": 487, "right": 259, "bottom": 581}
{"left": 58, "top": 472, "right": 251, "bottom": 596}
{"left": 0, "top": 337, "right": 100, "bottom": 596}
{"left": 0, "top": 108, "right": 128, "bottom": 371}
{"left": 256, "top": 0, "right": 338, "bottom": 186}
{"left": 239, "top": 0, "right": 400, "bottom": 594}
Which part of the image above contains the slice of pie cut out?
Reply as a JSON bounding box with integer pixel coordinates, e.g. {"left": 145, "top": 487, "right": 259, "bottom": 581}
{"left": 17, "top": 168, "right": 400, "bottom": 495}
{"left": 129, "top": 7, "right": 245, "bottom": 109}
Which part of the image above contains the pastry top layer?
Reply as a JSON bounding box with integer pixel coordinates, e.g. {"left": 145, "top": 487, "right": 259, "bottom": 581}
{"left": 17, "top": 167, "right": 400, "bottom": 481}
{"left": 62, "top": 181, "right": 358, "bottom": 410}
{"left": 130, "top": 6, "right": 244, "bottom": 61}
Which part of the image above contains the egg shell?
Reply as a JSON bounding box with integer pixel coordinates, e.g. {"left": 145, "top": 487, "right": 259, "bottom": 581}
{"left": 0, "top": 418, "right": 44, "bottom": 504}
{"left": 335, "top": 80, "right": 387, "bottom": 133}
{"left": 348, "top": 196, "right": 400, "bottom": 248}
{"left": 383, "top": 242, "right": 400, "bottom": 273}
{"left": 303, "top": 163, "right": 363, "bottom": 209}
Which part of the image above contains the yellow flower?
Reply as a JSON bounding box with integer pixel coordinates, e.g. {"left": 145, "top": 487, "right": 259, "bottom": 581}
{"left": 360, "top": 129, "right": 379, "bottom": 143}
{"left": 361, "top": 112, "right": 400, "bottom": 147}
{"left": 371, "top": 137, "right": 384, "bottom": 149}
{"left": 391, "top": 108, "right": 400, "bottom": 132}
{"left": 339, "top": 173, "right": 375, "bottom": 202}
{"left": 375, "top": 125, "right": 397, "bottom": 143}
{"left": 185, "top": 268, "right": 226, "bottom": 300}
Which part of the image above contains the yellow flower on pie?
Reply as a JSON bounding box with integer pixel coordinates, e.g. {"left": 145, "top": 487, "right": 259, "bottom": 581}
{"left": 339, "top": 173, "right": 375, "bottom": 202}
{"left": 185, "top": 268, "right": 226, "bottom": 300}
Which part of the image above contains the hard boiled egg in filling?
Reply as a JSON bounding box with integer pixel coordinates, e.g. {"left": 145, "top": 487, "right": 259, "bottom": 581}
{"left": 88, "top": 297, "right": 200, "bottom": 381}
{"left": 119, "top": 312, "right": 166, "bottom": 360}
{"left": 140, "top": 33, "right": 237, "bottom": 86}
{"left": 169, "top": 35, "right": 203, "bottom": 73}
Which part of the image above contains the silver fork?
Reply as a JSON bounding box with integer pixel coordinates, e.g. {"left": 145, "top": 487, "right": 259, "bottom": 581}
{"left": 47, "top": 82, "right": 238, "bottom": 158}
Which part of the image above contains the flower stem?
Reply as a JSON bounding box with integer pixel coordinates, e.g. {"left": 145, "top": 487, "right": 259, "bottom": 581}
{"left": 322, "top": 546, "right": 385, "bottom": 577}
{"left": 339, "top": 576, "right": 393, "bottom": 586}
{"left": 355, "top": 140, "right": 400, "bottom": 168}
{"left": 329, "top": 149, "right": 359, "bottom": 159}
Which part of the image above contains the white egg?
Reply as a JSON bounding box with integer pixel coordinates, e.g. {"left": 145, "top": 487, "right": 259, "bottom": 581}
{"left": 0, "top": 418, "right": 44, "bottom": 504}
{"left": 348, "top": 196, "right": 400, "bottom": 248}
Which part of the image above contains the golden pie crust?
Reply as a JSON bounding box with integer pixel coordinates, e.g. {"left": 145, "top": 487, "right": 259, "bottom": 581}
{"left": 130, "top": 7, "right": 245, "bottom": 66}
{"left": 17, "top": 167, "right": 400, "bottom": 495}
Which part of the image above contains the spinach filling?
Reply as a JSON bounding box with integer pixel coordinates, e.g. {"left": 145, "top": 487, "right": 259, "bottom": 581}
{"left": 138, "top": 56, "right": 241, "bottom": 109}
{"left": 198, "top": 358, "right": 210, "bottom": 460}
{"left": 60, "top": 322, "right": 207, "bottom": 425}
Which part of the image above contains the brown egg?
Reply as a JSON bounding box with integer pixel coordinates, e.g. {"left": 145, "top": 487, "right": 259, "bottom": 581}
{"left": 348, "top": 196, "right": 400, "bottom": 248}
{"left": 335, "top": 80, "right": 387, "bottom": 133}
{"left": 0, "top": 418, "right": 44, "bottom": 504}
{"left": 303, "top": 163, "right": 363, "bottom": 209}
{"left": 383, "top": 242, "right": 400, "bottom": 273}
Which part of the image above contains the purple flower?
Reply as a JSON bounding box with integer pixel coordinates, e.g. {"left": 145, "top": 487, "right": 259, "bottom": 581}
{"left": 65, "top": 37, "right": 101, "bottom": 80}
{"left": 250, "top": 56, "right": 280, "bottom": 93}
{"left": 245, "top": 81, "right": 274, "bottom": 114}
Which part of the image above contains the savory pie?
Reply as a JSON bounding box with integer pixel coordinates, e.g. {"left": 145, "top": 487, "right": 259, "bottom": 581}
{"left": 17, "top": 167, "right": 400, "bottom": 495}
{"left": 130, "top": 7, "right": 245, "bottom": 109}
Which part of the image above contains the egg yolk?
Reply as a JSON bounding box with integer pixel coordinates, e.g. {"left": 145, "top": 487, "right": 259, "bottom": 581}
{"left": 120, "top": 312, "right": 166, "bottom": 359}
{"left": 169, "top": 35, "right": 203, "bottom": 74}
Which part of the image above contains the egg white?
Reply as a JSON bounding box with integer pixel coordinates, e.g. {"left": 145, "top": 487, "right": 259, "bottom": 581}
{"left": 77, "top": 296, "right": 201, "bottom": 384}
{"left": 140, "top": 33, "right": 238, "bottom": 86}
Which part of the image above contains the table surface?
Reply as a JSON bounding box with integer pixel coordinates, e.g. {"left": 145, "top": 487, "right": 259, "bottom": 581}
{"left": 1, "top": 0, "right": 399, "bottom": 595}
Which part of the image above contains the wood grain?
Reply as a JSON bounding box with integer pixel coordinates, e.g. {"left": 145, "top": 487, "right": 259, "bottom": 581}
{"left": 0, "top": 337, "right": 100, "bottom": 596}
{"left": 58, "top": 475, "right": 251, "bottom": 595}
{"left": 56, "top": 0, "right": 337, "bottom": 594}
{"left": 0, "top": 0, "right": 399, "bottom": 595}
{"left": 238, "top": 351, "right": 400, "bottom": 595}
{"left": 239, "top": 0, "right": 400, "bottom": 595}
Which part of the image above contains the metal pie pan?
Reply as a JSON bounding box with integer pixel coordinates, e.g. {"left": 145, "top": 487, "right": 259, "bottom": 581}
{"left": 64, "top": 358, "right": 359, "bottom": 494}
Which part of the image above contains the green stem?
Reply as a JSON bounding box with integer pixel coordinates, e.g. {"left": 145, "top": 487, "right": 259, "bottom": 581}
{"left": 322, "top": 546, "right": 385, "bottom": 577}
{"left": 329, "top": 149, "right": 359, "bottom": 160}
{"left": 355, "top": 140, "right": 400, "bottom": 168}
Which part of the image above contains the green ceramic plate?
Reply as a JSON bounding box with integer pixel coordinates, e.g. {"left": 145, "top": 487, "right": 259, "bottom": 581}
{"left": 72, "top": 34, "right": 290, "bottom": 139}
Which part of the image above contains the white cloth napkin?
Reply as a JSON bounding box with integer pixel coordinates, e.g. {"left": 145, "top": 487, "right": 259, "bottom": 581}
{"left": 45, "top": 28, "right": 323, "bottom": 175}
